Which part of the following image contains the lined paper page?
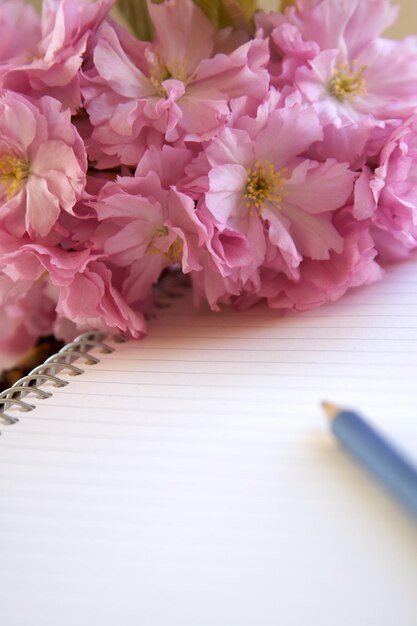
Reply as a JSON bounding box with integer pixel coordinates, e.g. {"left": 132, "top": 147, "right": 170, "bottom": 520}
{"left": 1, "top": 259, "right": 417, "bottom": 626}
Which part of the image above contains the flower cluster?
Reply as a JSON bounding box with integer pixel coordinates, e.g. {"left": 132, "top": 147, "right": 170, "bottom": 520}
{"left": 1, "top": 0, "right": 417, "bottom": 369}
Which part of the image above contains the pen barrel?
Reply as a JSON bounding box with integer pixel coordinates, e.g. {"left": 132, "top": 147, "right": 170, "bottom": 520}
{"left": 332, "top": 411, "right": 417, "bottom": 517}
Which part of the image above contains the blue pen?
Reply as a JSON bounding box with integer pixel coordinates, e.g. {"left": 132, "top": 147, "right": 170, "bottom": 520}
{"left": 322, "top": 402, "right": 417, "bottom": 518}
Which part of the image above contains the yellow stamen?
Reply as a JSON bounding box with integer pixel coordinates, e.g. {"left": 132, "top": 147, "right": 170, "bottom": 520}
{"left": 165, "top": 236, "right": 183, "bottom": 265}
{"left": 0, "top": 155, "right": 29, "bottom": 199}
{"left": 328, "top": 63, "right": 367, "bottom": 102}
{"left": 148, "top": 225, "right": 183, "bottom": 264}
{"left": 150, "top": 55, "right": 188, "bottom": 97}
{"left": 244, "top": 160, "right": 288, "bottom": 214}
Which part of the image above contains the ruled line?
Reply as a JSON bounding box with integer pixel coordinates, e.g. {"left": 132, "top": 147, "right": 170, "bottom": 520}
{"left": 83, "top": 370, "right": 415, "bottom": 379}
{"left": 51, "top": 391, "right": 417, "bottom": 401}
{"left": 95, "top": 347, "right": 417, "bottom": 353}
{"left": 118, "top": 336, "right": 417, "bottom": 342}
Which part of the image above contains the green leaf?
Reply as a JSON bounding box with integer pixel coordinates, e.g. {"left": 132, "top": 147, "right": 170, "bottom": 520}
{"left": 116, "top": 0, "right": 154, "bottom": 40}
{"left": 164, "top": 0, "right": 259, "bottom": 29}
{"left": 219, "top": 0, "right": 257, "bottom": 32}
{"left": 192, "top": 0, "right": 222, "bottom": 26}
{"left": 230, "top": 0, "right": 258, "bottom": 19}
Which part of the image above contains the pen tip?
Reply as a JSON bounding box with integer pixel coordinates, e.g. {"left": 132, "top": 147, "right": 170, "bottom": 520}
{"left": 321, "top": 401, "right": 343, "bottom": 421}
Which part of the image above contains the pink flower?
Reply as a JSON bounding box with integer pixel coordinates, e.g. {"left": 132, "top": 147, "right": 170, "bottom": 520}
{"left": 0, "top": 238, "right": 147, "bottom": 340}
{"left": 56, "top": 259, "right": 147, "bottom": 337}
{"left": 196, "top": 99, "right": 356, "bottom": 282}
{"left": 295, "top": 40, "right": 417, "bottom": 127}
{"left": 191, "top": 206, "right": 383, "bottom": 313}
{"left": 0, "top": 91, "right": 87, "bottom": 238}
{"left": 354, "top": 116, "right": 417, "bottom": 261}
{"left": 0, "top": 0, "right": 41, "bottom": 64}
{"left": 0, "top": 238, "right": 92, "bottom": 284}
{"left": 0, "top": 272, "right": 56, "bottom": 370}
{"left": 254, "top": 208, "right": 383, "bottom": 311}
{"left": 82, "top": 0, "right": 269, "bottom": 166}
{"left": 255, "top": 12, "right": 319, "bottom": 88}
{"left": 190, "top": 201, "right": 255, "bottom": 310}
{"left": 283, "top": 0, "right": 398, "bottom": 55}
{"left": 0, "top": 0, "right": 114, "bottom": 112}
{"left": 91, "top": 145, "right": 207, "bottom": 302}
{"left": 259, "top": 0, "right": 417, "bottom": 163}
{"left": 296, "top": 0, "right": 417, "bottom": 118}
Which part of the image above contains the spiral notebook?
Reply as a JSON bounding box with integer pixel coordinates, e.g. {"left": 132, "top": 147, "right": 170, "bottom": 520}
{"left": 1, "top": 260, "right": 417, "bottom": 626}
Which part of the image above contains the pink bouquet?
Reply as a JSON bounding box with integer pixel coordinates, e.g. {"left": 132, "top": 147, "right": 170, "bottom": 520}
{"left": 1, "top": 0, "right": 417, "bottom": 369}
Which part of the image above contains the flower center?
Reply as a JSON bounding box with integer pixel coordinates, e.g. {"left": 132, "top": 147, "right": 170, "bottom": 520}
{"left": 328, "top": 63, "right": 367, "bottom": 101}
{"left": 0, "top": 154, "right": 29, "bottom": 199}
{"left": 244, "top": 160, "right": 288, "bottom": 212}
{"left": 150, "top": 56, "right": 188, "bottom": 97}
{"left": 165, "top": 236, "right": 183, "bottom": 265}
{"left": 148, "top": 225, "right": 183, "bottom": 264}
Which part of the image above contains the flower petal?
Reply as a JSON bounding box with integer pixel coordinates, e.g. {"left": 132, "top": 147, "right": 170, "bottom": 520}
{"left": 94, "top": 23, "right": 153, "bottom": 98}
{"left": 206, "top": 164, "right": 248, "bottom": 222}
{"left": 254, "top": 105, "right": 323, "bottom": 168}
{"left": 147, "top": 0, "right": 214, "bottom": 74}
{"left": 25, "top": 175, "right": 60, "bottom": 237}
{"left": 283, "top": 202, "right": 344, "bottom": 260}
{"left": 285, "top": 159, "right": 356, "bottom": 214}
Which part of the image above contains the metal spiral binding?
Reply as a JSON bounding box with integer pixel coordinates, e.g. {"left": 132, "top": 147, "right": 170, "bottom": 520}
{"left": 0, "top": 331, "right": 125, "bottom": 427}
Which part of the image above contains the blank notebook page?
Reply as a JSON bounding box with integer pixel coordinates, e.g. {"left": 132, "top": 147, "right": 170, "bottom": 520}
{"left": 1, "top": 259, "right": 417, "bottom": 626}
